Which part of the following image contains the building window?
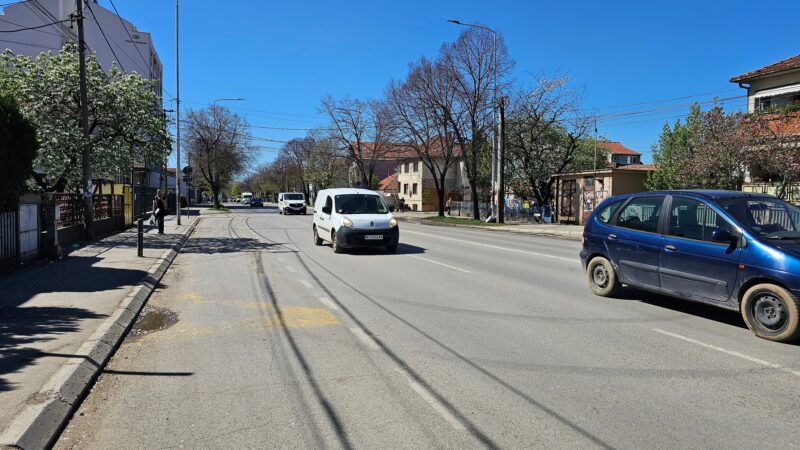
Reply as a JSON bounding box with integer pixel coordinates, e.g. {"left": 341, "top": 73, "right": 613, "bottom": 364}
{"left": 413, "top": 162, "right": 418, "bottom": 172}
{"left": 412, "top": 183, "right": 418, "bottom": 195}
{"left": 403, "top": 184, "right": 408, "bottom": 194}
{"left": 755, "top": 96, "right": 772, "bottom": 111}
{"left": 585, "top": 176, "right": 595, "bottom": 188}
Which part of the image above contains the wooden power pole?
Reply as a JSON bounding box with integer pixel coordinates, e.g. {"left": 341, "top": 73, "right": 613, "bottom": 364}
{"left": 76, "top": 0, "right": 95, "bottom": 240}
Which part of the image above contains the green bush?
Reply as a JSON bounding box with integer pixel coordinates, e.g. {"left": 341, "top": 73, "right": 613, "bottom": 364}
{"left": 0, "top": 95, "right": 38, "bottom": 209}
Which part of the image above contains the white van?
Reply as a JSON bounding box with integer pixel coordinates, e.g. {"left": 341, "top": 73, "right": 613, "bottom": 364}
{"left": 278, "top": 192, "right": 307, "bottom": 215}
{"left": 313, "top": 188, "right": 399, "bottom": 253}
{"left": 240, "top": 192, "right": 253, "bottom": 205}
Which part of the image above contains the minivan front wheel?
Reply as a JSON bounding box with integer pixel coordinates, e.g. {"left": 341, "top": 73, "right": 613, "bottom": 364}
{"left": 587, "top": 256, "right": 620, "bottom": 297}
{"left": 741, "top": 284, "right": 800, "bottom": 342}
{"left": 332, "top": 231, "right": 345, "bottom": 254}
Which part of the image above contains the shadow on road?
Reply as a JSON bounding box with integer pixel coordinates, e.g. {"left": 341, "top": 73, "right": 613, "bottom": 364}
{"left": 612, "top": 288, "right": 748, "bottom": 329}
{"left": 339, "top": 243, "right": 426, "bottom": 256}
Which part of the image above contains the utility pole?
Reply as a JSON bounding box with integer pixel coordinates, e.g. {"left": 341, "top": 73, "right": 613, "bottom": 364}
{"left": 497, "top": 96, "right": 506, "bottom": 224}
{"left": 175, "top": 0, "right": 181, "bottom": 225}
{"left": 76, "top": 0, "right": 94, "bottom": 240}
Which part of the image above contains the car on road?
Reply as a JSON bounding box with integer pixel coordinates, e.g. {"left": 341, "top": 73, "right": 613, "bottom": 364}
{"left": 313, "top": 188, "right": 399, "bottom": 254}
{"left": 581, "top": 190, "right": 800, "bottom": 342}
{"left": 250, "top": 197, "right": 263, "bottom": 207}
{"left": 240, "top": 192, "right": 253, "bottom": 205}
{"left": 278, "top": 192, "right": 307, "bottom": 215}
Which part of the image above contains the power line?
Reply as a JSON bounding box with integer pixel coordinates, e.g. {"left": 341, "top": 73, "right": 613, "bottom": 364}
{"left": 0, "top": 18, "right": 69, "bottom": 32}
{"left": 25, "top": 0, "right": 78, "bottom": 43}
{"left": 0, "top": 37, "right": 59, "bottom": 49}
{"left": 0, "top": 16, "right": 63, "bottom": 37}
{"left": 583, "top": 88, "right": 742, "bottom": 113}
{"left": 85, "top": 2, "right": 125, "bottom": 71}
{"left": 107, "top": 0, "right": 149, "bottom": 72}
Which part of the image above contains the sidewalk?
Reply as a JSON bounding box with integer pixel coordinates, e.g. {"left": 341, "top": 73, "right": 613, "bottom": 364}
{"left": 395, "top": 212, "right": 583, "bottom": 240}
{"left": 0, "top": 213, "right": 200, "bottom": 449}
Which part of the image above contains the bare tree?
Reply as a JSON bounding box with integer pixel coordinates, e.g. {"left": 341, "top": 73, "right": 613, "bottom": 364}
{"left": 440, "top": 27, "right": 514, "bottom": 219}
{"left": 505, "top": 76, "right": 593, "bottom": 206}
{"left": 321, "top": 96, "right": 394, "bottom": 189}
{"left": 183, "top": 105, "right": 254, "bottom": 208}
{"left": 387, "top": 57, "right": 461, "bottom": 217}
{"left": 282, "top": 136, "right": 315, "bottom": 203}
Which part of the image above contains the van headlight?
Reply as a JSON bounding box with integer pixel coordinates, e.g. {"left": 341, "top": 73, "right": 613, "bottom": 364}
{"left": 389, "top": 218, "right": 398, "bottom": 228}
{"left": 341, "top": 217, "right": 353, "bottom": 227}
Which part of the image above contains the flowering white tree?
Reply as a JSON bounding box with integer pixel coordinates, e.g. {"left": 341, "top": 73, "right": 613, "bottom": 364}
{"left": 0, "top": 43, "right": 170, "bottom": 192}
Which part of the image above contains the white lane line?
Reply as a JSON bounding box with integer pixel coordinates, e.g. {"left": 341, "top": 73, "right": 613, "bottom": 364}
{"left": 402, "top": 229, "right": 579, "bottom": 263}
{"left": 317, "top": 296, "right": 339, "bottom": 310}
{"left": 652, "top": 328, "right": 800, "bottom": 378}
{"left": 409, "top": 255, "right": 471, "bottom": 273}
{"left": 277, "top": 257, "right": 286, "bottom": 263}
{"left": 285, "top": 266, "right": 296, "bottom": 273}
{"left": 299, "top": 279, "right": 312, "bottom": 289}
{"left": 408, "top": 380, "right": 466, "bottom": 431}
{"left": 349, "top": 327, "right": 379, "bottom": 351}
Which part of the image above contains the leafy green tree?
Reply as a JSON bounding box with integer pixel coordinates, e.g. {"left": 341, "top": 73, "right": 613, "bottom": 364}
{"left": 0, "top": 44, "right": 170, "bottom": 192}
{"left": 0, "top": 95, "right": 38, "bottom": 210}
{"left": 646, "top": 104, "right": 702, "bottom": 190}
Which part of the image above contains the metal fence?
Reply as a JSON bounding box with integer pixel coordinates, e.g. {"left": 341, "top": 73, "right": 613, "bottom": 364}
{"left": 0, "top": 210, "right": 18, "bottom": 266}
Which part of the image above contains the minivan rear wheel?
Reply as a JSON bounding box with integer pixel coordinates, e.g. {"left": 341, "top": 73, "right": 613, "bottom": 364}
{"left": 587, "top": 256, "right": 620, "bottom": 297}
{"left": 313, "top": 226, "right": 323, "bottom": 246}
{"left": 741, "top": 284, "right": 800, "bottom": 342}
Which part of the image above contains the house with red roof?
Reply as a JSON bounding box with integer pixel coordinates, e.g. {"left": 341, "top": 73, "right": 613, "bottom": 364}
{"left": 731, "top": 53, "right": 800, "bottom": 203}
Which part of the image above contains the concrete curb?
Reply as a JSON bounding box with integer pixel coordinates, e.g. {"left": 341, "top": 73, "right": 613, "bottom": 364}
{"left": 397, "top": 216, "right": 582, "bottom": 241}
{"left": 0, "top": 218, "right": 201, "bottom": 450}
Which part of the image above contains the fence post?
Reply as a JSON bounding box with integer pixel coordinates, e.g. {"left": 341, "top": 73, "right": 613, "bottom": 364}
{"left": 137, "top": 218, "right": 143, "bottom": 257}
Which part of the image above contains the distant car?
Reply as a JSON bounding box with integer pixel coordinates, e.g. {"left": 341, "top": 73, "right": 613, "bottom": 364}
{"left": 313, "top": 188, "right": 399, "bottom": 254}
{"left": 250, "top": 197, "right": 263, "bottom": 207}
{"left": 278, "top": 192, "right": 307, "bottom": 215}
{"left": 581, "top": 190, "right": 800, "bottom": 342}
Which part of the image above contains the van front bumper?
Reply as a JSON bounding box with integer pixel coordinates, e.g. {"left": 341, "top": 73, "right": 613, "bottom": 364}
{"left": 336, "top": 227, "right": 399, "bottom": 248}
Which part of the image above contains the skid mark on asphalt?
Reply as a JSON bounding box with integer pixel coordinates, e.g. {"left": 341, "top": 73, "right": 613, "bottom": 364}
{"left": 652, "top": 328, "right": 800, "bottom": 378}
{"left": 402, "top": 229, "right": 579, "bottom": 263}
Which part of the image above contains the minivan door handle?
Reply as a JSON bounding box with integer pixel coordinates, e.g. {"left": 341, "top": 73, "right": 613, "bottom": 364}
{"left": 608, "top": 234, "right": 617, "bottom": 241}
{"left": 665, "top": 244, "right": 677, "bottom": 252}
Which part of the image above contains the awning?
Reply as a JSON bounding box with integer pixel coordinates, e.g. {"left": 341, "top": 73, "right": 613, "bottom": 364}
{"left": 754, "top": 84, "right": 800, "bottom": 98}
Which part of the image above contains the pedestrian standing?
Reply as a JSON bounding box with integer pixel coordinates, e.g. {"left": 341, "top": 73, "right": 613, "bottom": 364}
{"left": 153, "top": 190, "right": 165, "bottom": 234}
{"left": 446, "top": 197, "right": 452, "bottom": 216}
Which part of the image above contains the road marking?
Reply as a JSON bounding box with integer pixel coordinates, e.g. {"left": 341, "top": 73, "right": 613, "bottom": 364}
{"left": 278, "top": 257, "right": 286, "bottom": 263}
{"left": 299, "top": 279, "right": 312, "bottom": 289}
{"left": 286, "top": 266, "right": 296, "bottom": 273}
{"left": 652, "top": 328, "right": 800, "bottom": 378}
{"left": 409, "top": 255, "right": 471, "bottom": 273}
{"left": 349, "top": 327, "right": 379, "bottom": 350}
{"left": 408, "top": 380, "right": 466, "bottom": 431}
{"left": 402, "top": 229, "right": 579, "bottom": 263}
{"left": 317, "top": 296, "right": 339, "bottom": 310}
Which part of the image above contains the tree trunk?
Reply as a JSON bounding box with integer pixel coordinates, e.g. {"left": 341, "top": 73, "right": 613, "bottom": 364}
{"left": 212, "top": 183, "right": 221, "bottom": 208}
{"left": 470, "top": 182, "right": 479, "bottom": 219}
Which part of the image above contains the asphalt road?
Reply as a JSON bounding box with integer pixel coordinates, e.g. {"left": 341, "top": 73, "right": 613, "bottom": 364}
{"left": 55, "top": 205, "right": 800, "bottom": 449}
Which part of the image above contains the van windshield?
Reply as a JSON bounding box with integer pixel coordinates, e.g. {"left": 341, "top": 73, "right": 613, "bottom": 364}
{"left": 283, "top": 194, "right": 304, "bottom": 200}
{"left": 718, "top": 197, "right": 800, "bottom": 240}
{"left": 335, "top": 194, "right": 389, "bottom": 215}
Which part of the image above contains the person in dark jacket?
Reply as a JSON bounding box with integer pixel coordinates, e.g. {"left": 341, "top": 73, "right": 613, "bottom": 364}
{"left": 153, "top": 190, "right": 165, "bottom": 234}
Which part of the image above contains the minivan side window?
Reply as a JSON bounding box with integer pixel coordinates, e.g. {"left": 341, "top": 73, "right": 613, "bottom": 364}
{"left": 596, "top": 200, "right": 623, "bottom": 224}
{"left": 669, "top": 197, "right": 735, "bottom": 242}
{"left": 324, "top": 196, "right": 332, "bottom": 213}
{"left": 616, "top": 196, "right": 664, "bottom": 233}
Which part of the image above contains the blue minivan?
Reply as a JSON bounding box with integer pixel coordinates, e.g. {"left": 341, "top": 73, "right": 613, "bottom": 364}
{"left": 581, "top": 190, "right": 800, "bottom": 342}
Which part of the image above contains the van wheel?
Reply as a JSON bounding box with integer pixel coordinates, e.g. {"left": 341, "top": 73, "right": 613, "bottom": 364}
{"left": 313, "top": 226, "right": 323, "bottom": 246}
{"left": 741, "top": 284, "right": 800, "bottom": 342}
{"left": 332, "top": 231, "right": 345, "bottom": 254}
{"left": 587, "top": 256, "right": 620, "bottom": 297}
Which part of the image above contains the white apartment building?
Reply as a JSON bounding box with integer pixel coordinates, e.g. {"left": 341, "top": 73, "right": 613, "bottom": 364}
{"left": 0, "top": 0, "right": 162, "bottom": 93}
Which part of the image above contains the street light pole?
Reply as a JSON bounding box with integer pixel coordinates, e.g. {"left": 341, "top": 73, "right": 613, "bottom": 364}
{"left": 447, "top": 19, "right": 498, "bottom": 221}
{"left": 175, "top": 0, "right": 181, "bottom": 225}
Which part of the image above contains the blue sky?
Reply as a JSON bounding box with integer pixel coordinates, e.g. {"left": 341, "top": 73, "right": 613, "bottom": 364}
{"left": 105, "top": 0, "right": 799, "bottom": 168}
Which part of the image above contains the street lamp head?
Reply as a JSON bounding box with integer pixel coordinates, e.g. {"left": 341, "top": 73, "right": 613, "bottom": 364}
{"left": 447, "top": 19, "right": 461, "bottom": 24}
